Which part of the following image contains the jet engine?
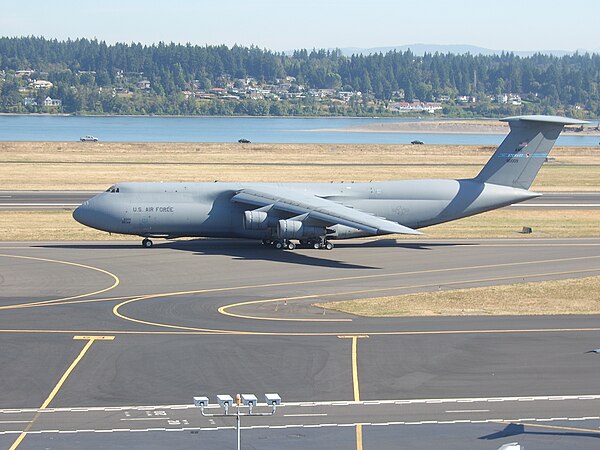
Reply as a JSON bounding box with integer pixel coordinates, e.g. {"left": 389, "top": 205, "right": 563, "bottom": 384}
{"left": 277, "top": 220, "right": 325, "bottom": 239}
{"left": 244, "top": 210, "right": 269, "bottom": 230}
{"left": 328, "top": 224, "right": 370, "bottom": 239}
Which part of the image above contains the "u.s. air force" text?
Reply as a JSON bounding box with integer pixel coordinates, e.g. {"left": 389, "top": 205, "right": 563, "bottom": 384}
{"left": 133, "top": 206, "right": 174, "bottom": 213}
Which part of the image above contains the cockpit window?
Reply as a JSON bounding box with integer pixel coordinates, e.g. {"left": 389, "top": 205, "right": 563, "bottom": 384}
{"left": 105, "top": 186, "right": 120, "bottom": 193}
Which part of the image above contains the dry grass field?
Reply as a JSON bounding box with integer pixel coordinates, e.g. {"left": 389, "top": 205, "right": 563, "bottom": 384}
{"left": 1, "top": 141, "right": 599, "bottom": 190}
{"left": 316, "top": 275, "right": 600, "bottom": 317}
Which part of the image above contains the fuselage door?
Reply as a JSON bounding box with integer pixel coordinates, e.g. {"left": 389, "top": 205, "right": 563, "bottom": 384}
{"left": 132, "top": 205, "right": 156, "bottom": 233}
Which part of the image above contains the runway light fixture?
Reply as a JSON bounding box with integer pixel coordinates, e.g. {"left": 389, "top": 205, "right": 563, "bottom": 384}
{"left": 217, "top": 394, "right": 234, "bottom": 414}
{"left": 193, "top": 392, "right": 281, "bottom": 450}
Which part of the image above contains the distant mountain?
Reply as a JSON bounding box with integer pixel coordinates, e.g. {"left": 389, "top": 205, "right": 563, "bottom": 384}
{"left": 334, "top": 44, "right": 593, "bottom": 57}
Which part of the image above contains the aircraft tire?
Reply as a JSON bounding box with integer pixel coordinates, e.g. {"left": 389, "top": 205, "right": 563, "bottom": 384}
{"left": 286, "top": 242, "right": 296, "bottom": 250}
{"left": 325, "top": 242, "right": 334, "bottom": 250}
{"left": 142, "top": 238, "right": 153, "bottom": 248}
{"left": 313, "top": 242, "right": 321, "bottom": 250}
{"left": 275, "top": 241, "right": 284, "bottom": 250}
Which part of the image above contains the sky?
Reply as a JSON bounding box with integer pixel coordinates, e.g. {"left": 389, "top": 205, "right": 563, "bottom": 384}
{"left": 1, "top": 0, "right": 599, "bottom": 53}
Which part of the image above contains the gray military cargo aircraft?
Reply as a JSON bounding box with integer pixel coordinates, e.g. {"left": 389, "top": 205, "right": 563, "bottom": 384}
{"left": 73, "top": 115, "right": 586, "bottom": 250}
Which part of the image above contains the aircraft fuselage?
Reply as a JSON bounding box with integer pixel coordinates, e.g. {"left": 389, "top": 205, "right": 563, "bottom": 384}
{"left": 74, "top": 179, "right": 538, "bottom": 240}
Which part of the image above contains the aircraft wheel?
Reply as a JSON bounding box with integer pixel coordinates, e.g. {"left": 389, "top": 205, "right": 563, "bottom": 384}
{"left": 313, "top": 242, "right": 321, "bottom": 250}
{"left": 275, "top": 241, "right": 284, "bottom": 250}
{"left": 142, "top": 238, "right": 153, "bottom": 248}
{"left": 325, "top": 241, "right": 334, "bottom": 250}
{"left": 286, "top": 241, "right": 296, "bottom": 250}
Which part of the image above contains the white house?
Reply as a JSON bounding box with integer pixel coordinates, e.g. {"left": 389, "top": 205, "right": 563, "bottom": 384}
{"left": 43, "top": 96, "right": 62, "bottom": 107}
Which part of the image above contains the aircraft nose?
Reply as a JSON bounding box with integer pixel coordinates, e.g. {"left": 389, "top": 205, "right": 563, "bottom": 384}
{"left": 73, "top": 202, "right": 91, "bottom": 226}
{"left": 73, "top": 205, "right": 87, "bottom": 225}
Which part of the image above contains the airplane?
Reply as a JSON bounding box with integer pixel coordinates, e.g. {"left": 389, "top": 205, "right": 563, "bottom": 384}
{"left": 73, "top": 115, "right": 587, "bottom": 250}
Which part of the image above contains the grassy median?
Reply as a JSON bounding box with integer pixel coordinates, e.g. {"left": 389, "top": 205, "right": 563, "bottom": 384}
{"left": 0, "top": 141, "right": 599, "bottom": 190}
{"left": 315, "top": 276, "right": 600, "bottom": 317}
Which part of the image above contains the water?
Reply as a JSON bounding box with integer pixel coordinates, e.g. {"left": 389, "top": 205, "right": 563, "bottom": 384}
{"left": 0, "top": 115, "right": 598, "bottom": 146}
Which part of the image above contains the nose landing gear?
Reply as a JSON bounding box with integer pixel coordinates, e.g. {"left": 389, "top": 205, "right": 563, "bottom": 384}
{"left": 142, "top": 238, "right": 153, "bottom": 248}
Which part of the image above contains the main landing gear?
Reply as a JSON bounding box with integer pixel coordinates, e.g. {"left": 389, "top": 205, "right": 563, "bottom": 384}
{"left": 262, "top": 238, "right": 334, "bottom": 251}
{"left": 142, "top": 238, "right": 153, "bottom": 248}
{"left": 305, "top": 239, "right": 334, "bottom": 250}
{"left": 262, "top": 239, "right": 296, "bottom": 250}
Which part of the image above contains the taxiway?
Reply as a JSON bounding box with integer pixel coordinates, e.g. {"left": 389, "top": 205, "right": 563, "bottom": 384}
{"left": 1, "top": 238, "right": 600, "bottom": 449}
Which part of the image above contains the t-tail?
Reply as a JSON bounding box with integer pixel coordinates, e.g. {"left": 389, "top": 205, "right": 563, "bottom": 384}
{"left": 473, "top": 115, "right": 588, "bottom": 190}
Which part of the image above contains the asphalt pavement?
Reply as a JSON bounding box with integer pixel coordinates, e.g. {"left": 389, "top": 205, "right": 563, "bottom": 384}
{"left": 1, "top": 238, "right": 600, "bottom": 449}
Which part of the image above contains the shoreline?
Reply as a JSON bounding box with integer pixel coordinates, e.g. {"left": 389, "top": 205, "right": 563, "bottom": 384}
{"left": 313, "top": 120, "right": 600, "bottom": 135}
{"left": 3, "top": 113, "right": 598, "bottom": 136}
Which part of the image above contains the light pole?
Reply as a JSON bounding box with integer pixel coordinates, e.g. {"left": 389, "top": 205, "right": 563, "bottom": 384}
{"left": 193, "top": 392, "right": 281, "bottom": 450}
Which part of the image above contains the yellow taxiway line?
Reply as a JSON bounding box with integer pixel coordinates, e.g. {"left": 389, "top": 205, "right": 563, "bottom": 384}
{"left": 113, "top": 266, "right": 600, "bottom": 331}
{"left": 3, "top": 254, "right": 600, "bottom": 312}
{"left": 217, "top": 267, "right": 600, "bottom": 322}
{"left": 8, "top": 335, "right": 115, "bottom": 450}
{"left": 0, "top": 254, "right": 120, "bottom": 310}
{"left": 339, "top": 335, "right": 369, "bottom": 450}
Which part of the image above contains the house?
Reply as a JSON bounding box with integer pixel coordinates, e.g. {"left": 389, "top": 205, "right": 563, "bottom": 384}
{"left": 338, "top": 91, "right": 361, "bottom": 102}
{"left": 136, "top": 80, "right": 151, "bottom": 90}
{"left": 31, "top": 80, "right": 53, "bottom": 89}
{"left": 15, "top": 69, "right": 34, "bottom": 78}
{"left": 210, "top": 88, "right": 228, "bottom": 95}
{"left": 23, "top": 97, "right": 37, "bottom": 106}
{"left": 43, "top": 96, "right": 62, "bottom": 107}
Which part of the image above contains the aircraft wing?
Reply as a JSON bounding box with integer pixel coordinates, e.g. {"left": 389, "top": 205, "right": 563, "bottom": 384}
{"left": 231, "top": 188, "right": 422, "bottom": 235}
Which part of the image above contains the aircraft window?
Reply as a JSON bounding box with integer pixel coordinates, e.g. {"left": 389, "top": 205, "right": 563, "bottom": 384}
{"left": 105, "top": 186, "right": 119, "bottom": 193}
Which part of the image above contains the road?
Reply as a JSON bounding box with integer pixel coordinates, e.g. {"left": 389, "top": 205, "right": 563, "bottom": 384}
{"left": 1, "top": 190, "right": 599, "bottom": 210}
{"left": 1, "top": 238, "right": 600, "bottom": 448}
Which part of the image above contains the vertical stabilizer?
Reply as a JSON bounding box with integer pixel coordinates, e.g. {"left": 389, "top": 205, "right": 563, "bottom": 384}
{"left": 474, "top": 115, "right": 588, "bottom": 189}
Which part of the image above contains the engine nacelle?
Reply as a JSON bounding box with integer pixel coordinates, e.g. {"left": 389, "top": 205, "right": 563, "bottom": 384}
{"left": 277, "top": 220, "right": 325, "bottom": 239}
{"left": 328, "top": 224, "right": 371, "bottom": 239}
{"left": 244, "top": 210, "right": 269, "bottom": 230}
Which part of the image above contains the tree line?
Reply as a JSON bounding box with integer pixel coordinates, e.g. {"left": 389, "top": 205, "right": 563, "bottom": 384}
{"left": 0, "top": 36, "right": 598, "bottom": 116}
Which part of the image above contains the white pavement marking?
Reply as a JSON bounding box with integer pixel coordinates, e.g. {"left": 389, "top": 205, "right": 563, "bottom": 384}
{"left": 445, "top": 410, "right": 490, "bottom": 413}
{"left": 0, "top": 203, "right": 80, "bottom": 207}
{"left": 3, "top": 393, "right": 600, "bottom": 414}
{"left": 3, "top": 416, "right": 600, "bottom": 436}
{"left": 511, "top": 204, "right": 600, "bottom": 207}
{"left": 120, "top": 418, "right": 170, "bottom": 421}
{"left": 284, "top": 413, "right": 328, "bottom": 417}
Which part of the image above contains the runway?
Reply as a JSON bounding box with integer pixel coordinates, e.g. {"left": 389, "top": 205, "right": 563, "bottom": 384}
{"left": 1, "top": 238, "right": 600, "bottom": 449}
{"left": 1, "top": 190, "right": 600, "bottom": 210}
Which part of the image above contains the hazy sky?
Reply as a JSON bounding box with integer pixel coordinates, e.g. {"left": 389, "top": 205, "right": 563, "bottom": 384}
{"left": 2, "top": 0, "right": 599, "bottom": 52}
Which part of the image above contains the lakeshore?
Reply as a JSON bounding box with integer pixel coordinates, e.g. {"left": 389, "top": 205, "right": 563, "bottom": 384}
{"left": 1, "top": 115, "right": 599, "bottom": 145}
{"left": 320, "top": 119, "right": 600, "bottom": 135}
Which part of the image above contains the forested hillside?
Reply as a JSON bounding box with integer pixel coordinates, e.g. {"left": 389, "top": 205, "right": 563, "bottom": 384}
{"left": 0, "top": 37, "right": 598, "bottom": 117}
